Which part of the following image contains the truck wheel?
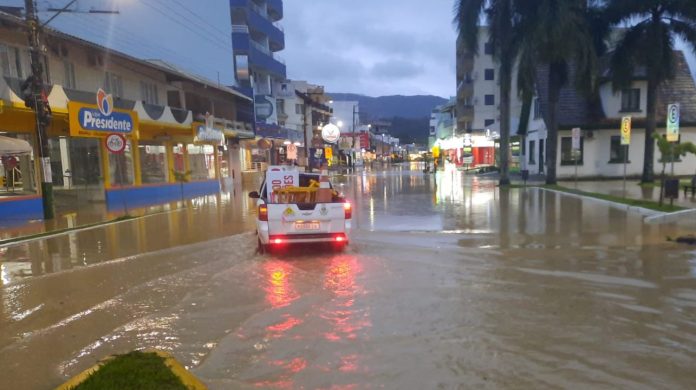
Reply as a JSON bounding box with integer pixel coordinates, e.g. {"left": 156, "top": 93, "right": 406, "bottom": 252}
{"left": 258, "top": 239, "right": 268, "bottom": 255}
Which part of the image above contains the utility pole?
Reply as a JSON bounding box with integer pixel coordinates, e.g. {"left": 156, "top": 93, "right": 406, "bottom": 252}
{"left": 24, "top": 0, "right": 54, "bottom": 219}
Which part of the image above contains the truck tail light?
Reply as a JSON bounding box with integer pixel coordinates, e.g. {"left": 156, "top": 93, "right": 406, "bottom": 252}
{"left": 344, "top": 202, "right": 352, "bottom": 219}
{"left": 259, "top": 204, "right": 268, "bottom": 221}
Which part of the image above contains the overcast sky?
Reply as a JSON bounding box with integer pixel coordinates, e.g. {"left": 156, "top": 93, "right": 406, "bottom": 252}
{"left": 1, "top": 0, "right": 694, "bottom": 99}
{"left": 282, "top": 0, "right": 457, "bottom": 97}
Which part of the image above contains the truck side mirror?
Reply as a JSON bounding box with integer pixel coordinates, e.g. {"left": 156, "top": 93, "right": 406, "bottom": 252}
{"left": 249, "top": 191, "right": 260, "bottom": 199}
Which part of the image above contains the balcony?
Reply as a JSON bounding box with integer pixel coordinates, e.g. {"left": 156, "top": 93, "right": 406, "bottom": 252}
{"left": 247, "top": 5, "right": 285, "bottom": 51}
{"left": 457, "top": 80, "right": 473, "bottom": 98}
{"left": 267, "top": 0, "right": 283, "bottom": 21}
{"left": 249, "top": 43, "right": 286, "bottom": 79}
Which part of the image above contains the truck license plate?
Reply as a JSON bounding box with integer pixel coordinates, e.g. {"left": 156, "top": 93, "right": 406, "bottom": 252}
{"left": 295, "top": 222, "right": 320, "bottom": 230}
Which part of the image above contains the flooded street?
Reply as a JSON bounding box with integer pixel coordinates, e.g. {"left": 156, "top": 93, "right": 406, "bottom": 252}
{"left": 2, "top": 165, "right": 696, "bottom": 389}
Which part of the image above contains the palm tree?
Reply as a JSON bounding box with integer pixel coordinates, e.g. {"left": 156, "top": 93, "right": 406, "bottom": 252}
{"left": 454, "top": 0, "right": 515, "bottom": 186}
{"left": 604, "top": 0, "right": 696, "bottom": 183}
{"left": 515, "top": 0, "right": 602, "bottom": 185}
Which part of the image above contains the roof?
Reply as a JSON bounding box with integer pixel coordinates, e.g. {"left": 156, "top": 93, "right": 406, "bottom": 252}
{"left": 146, "top": 60, "right": 251, "bottom": 101}
{"left": 535, "top": 50, "right": 696, "bottom": 129}
{"left": 0, "top": 10, "right": 251, "bottom": 102}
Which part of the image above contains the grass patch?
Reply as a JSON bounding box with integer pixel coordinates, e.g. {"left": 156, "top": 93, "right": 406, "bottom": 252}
{"left": 545, "top": 185, "right": 685, "bottom": 213}
{"left": 71, "top": 351, "right": 187, "bottom": 390}
{"left": 639, "top": 179, "right": 692, "bottom": 188}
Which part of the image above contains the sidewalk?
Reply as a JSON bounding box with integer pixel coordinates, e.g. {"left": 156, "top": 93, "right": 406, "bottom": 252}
{"left": 558, "top": 180, "right": 696, "bottom": 209}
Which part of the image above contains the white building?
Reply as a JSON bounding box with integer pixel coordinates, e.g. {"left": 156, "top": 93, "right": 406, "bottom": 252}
{"left": 456, "top": 27, "right": 524, "bottom": 135}
{"left": 523, "top": 50, "right": 696, "bottom": 179}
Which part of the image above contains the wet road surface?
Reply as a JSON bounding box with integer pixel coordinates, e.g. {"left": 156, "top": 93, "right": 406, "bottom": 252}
{"left": 2, "top": 165, "right": 696, "bottom": 389}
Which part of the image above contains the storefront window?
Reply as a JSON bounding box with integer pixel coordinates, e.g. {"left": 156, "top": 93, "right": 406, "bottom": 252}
{"left": 173, "top": 144, "right": 185, "bottom": 173}
{"left": 187, "top": 144, "right": 216, "bottom": 180}
{"left": 109, "top": 140, "right": 134, "bottom": 186}
{"left": 0, "top": 133, "right": 37, "bottom": 195}
{"left": 69, "top": 138, "right": 103, "bottom": 187}
{"left": 139, "top": 142, "right": 168, "bottom": 184}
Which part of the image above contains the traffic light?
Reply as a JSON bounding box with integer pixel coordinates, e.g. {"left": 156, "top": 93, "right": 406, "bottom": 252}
{"left": 21, "top": 76, "right": 36, "bottom": 109}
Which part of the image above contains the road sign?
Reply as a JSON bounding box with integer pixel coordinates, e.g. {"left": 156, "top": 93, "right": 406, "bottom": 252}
{"left": 105, "top": 133, "right": 126, "bottom": 153}
{"left": 621, "top": 116, "right": 631, "bottom": 145}
{"left": 667, "top": 103, "right": 680, "bottom": 142}
{"left": 571, "top": 128, "right": 581, "bottom": 151}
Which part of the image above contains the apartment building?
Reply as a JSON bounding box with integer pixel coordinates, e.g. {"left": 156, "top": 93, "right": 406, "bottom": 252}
{"left": 456, "top": 27, "right": 524, "bottom": 136}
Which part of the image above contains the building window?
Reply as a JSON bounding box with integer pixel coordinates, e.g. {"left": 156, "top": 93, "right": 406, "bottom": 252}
{"left": 609, "top": 136, "right": 629, "bottom": 163}
{"left": 533, "top": 97, "right": 542, "bottom": 119}
{"left": 484, "top": 42, "right": 493, "bottom": 55}
{"left": 104, "top": 72, "right": 124, "bottom": 98}
{"left": 295, "top": 104, "right": 304, "bottom": 115}
{"left": 277, "top": 99, "right": 285, "bottom": 114}
{"left": 621, "top": 88, "right": 641, "bottom": 112}
{"left": 484, "top": 69, "right": 495, "bottom": 81}
{"left": 187, "top": 144, "right": 216, "bottom": 180}
{"left": 140, "top": 81, "right": 159, "bottom": 105}
{"left": 63, "top": 61, "right": 76, "bottom": 89}
{"left": 16, "top": 48, "right": 25, "bottom": 78}
{"left": 529, "top": 140, "right": 536, "bottom": 164}
{"left": 139, "top": 143, "right": 168, "bottom": 183}
{"left": 485, "top": 95, "right": 495, "bottom": 106}
{"left": 561, "top": 137, "right": 584, "bottom": 165}
{"left": 484, "top": 119, "right": 495, "bottom": 127}
{"left": 0, "top": 44, "right": 11, "bottom": 77}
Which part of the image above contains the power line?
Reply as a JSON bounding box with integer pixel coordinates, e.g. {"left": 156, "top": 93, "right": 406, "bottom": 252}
{"left": 166, "top": 0, "right": 231, "bottom": 37}
{"left": 140, "top": 0, "right": 233, "bottom": 54}
{"left": 63, "top": 13, "right": 226, "bottom": 79}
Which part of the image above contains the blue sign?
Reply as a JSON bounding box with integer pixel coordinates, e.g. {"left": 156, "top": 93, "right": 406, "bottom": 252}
{"left": 77, "top": 108, "right": 134, "bottom": 133}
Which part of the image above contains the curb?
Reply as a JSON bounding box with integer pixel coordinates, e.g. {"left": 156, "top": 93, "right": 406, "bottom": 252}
{"left": 0, "top": 208, "right": 185, "bottom": 248}
{"left": 536, "top": 187, "right": 664, "bottom": 218}
{"left": 55, "top": 350, "right": 207, "bottom": 390}
{"left": 644, "top": 208, "right": 696, "bottom": 224}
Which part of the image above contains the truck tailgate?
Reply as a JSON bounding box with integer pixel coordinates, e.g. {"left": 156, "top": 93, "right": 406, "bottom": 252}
{"left": 267, "top": 203, "right": 346, "bottom": 236}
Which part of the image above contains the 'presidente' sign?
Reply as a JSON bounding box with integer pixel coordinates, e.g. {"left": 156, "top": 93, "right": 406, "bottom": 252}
{"left": 69, "top": 89, "right": 138, "bottom": 137}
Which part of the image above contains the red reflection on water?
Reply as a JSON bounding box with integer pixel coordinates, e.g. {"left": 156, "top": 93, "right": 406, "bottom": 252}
{"left": 266, "top": 315, "right": 303, "bottom": 336}
{"left": 321, "top": 256, "right": 371, "bottom": 341}
{"left": 263, "top": 261, "right": 299, "bottom": 308}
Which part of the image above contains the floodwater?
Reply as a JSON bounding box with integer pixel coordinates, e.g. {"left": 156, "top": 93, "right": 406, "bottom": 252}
{"left": 2, "top": 164, "right": 696, "bottom": 389}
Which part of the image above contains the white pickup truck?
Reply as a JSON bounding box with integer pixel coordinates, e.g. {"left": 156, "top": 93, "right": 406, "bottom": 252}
{"left": 249, "top": 166, "right": 352, "bottom": 253}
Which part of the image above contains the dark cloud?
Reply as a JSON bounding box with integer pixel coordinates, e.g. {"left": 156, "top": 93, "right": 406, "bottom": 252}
{"left": 371, "top": 60, "right": 423, "bottom": 79}
{"left": 283, "top": 0, "right": 457, "bottom": 97}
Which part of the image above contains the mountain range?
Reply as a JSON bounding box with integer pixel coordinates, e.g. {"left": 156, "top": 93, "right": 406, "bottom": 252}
{"left": 329, "top": 93, "right": 448, "bottom": 144}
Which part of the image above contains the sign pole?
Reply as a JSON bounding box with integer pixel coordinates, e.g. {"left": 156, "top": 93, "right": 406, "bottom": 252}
{"left": 623, "top": 145, "right": 628, "bottom": 198}
{"left": 572, "top": 128, "right": 580, "bottom": 188}
{"left": 666, "top": 104, "right": 680, "bottom": 207}
{"left": 620, "top": 116, "right": 632, "bottom": 199}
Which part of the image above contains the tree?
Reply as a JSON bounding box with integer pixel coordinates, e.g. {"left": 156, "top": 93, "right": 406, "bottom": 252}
{"left": 515, "top": 0, "right": 603, "bottom": 185}
{"left": 604, "top": 0, "right": 696, "bottom": 183}
{"left": 653, "top": 133, "right": 696, "bottom": 205}
{"left": 454, "top": 0, "right": 515, "bottom": 186}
